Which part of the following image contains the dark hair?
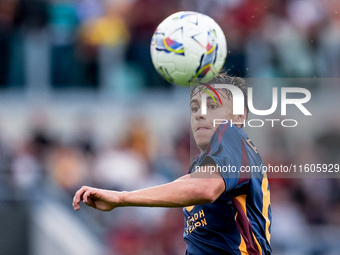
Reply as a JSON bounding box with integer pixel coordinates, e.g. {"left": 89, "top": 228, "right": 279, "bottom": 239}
{"left": 190, "top": 72, "right": 249, "bottom": 115}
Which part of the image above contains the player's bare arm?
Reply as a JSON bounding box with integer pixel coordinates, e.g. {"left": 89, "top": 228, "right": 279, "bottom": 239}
{"left": 72, "top": 164, "right": 225, "bottom": 211}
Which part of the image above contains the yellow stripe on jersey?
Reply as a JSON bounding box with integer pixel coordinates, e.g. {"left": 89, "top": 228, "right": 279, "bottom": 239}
{"left": 235, "top": 194, "right": 247, "bottom": 213}
{"left": 239, "top": 230, "right": 248, "bottom": 255}
{"left": 235, "top": 194, "right": 263, "bottom": 255}
{"left": 252, "top": 230, "right": 263, "bottom": 255}
{"left": 261, "top": 173, "right": 271, "bottom": 244}
{"left": 234, "top": 195, "right": 247, "bottom": 253}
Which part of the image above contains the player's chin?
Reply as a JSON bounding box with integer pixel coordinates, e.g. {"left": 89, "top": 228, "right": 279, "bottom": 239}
{"left": 194, "top": 135, "right": 211, "bottom": 152}
{"left": 195, "top": 129, "right": 213, "bottom": 140}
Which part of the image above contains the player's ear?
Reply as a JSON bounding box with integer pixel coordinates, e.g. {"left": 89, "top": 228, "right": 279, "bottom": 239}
{"left": 232, "top": 107, "right": 247, "bottom": 127}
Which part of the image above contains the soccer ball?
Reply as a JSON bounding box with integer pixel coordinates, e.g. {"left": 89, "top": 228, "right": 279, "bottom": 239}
{"left": 150, "top": 11, "right": 227, "bottom": 87}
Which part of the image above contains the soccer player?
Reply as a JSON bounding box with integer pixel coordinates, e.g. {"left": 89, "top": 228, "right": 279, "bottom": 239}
{"left": 72, "top": 73, "right": 272, "bottom": 255}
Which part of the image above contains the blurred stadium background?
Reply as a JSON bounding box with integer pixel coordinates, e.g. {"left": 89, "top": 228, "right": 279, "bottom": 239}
{"left": 0, "top": 0, "right": 340, "bottom": 254}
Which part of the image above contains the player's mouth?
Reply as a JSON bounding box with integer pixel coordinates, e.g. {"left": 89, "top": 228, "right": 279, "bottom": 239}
{"left": 196, "top": 127, "right": 211, "bottom": 132}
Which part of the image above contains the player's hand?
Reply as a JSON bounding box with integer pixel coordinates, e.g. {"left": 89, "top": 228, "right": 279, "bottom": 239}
{"left": 72, "top": 186, "right": 121, "bottom": 211}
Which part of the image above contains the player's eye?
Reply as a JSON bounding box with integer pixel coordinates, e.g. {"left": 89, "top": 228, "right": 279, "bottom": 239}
{"left": 191, "top": 105, "right": 199, "bottom": 113}
{"left": 208, "top": 103, "right": 218, "bottom": 110}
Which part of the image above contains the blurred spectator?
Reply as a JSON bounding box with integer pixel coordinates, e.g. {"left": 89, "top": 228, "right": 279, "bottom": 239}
{"left": 78, "top": 0, "right": 129, "bottom": 49}
{"left": 78, "top": 0, "right": 131, "bottom": 94}
{"left": 217, "top": 0, "right": 270, "bottom": 77}
{"left": 17, "top": 0, "right": 48, "bottom": 31}
{"left": 28, "top": 111, "right": 55, "bottom": 165}
{"left": 93, "top": 120, "right": 153, "bottom": 191}
{"left": 317, "top": 11, "right": 340, "bottom": 77}
{"left": 270, "top": 183, "right": 307, "bottom": 253}
{"left": 49, "top": 0, "right": 80, "bottom": 87}
{"left": 11, "top": 140, "right": 43, "bottom": 194}
{"left": 0, "top": 0, "right": 19, "bottom": 87}
{"left": 16, "top": 0, "right": 50, "bottom": 95}
{"left": 119, "top": 119, "right": 153, "bottom": 162}
{"left": 93, "top": 146, "right": 148, "bottom": 191}
{"left": 76, "top": 0, "right": 103, "bottom": 24}
{"left": 48, "top": 145, "right": 89, "bottom": 194}
{"left": 73, "top": 113, "right": 97, "bottom": 157}
{"left": 0, "top": 126, "right": 13, "bottom": 194}
{"left": 126, "top": 0, "right": 178, "bottom": 89}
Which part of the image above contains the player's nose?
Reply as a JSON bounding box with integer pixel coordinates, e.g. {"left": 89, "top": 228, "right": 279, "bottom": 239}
{"left": 194, "top": 111, "right": 206, "bottom": 121}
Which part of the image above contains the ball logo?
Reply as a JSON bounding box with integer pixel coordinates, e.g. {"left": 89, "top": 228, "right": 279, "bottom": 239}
{"left": 152, "top": 28, "right": 185, "bottom": 55}
{"left": 193, "top": 30, "right": 219, "bottom": 80}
